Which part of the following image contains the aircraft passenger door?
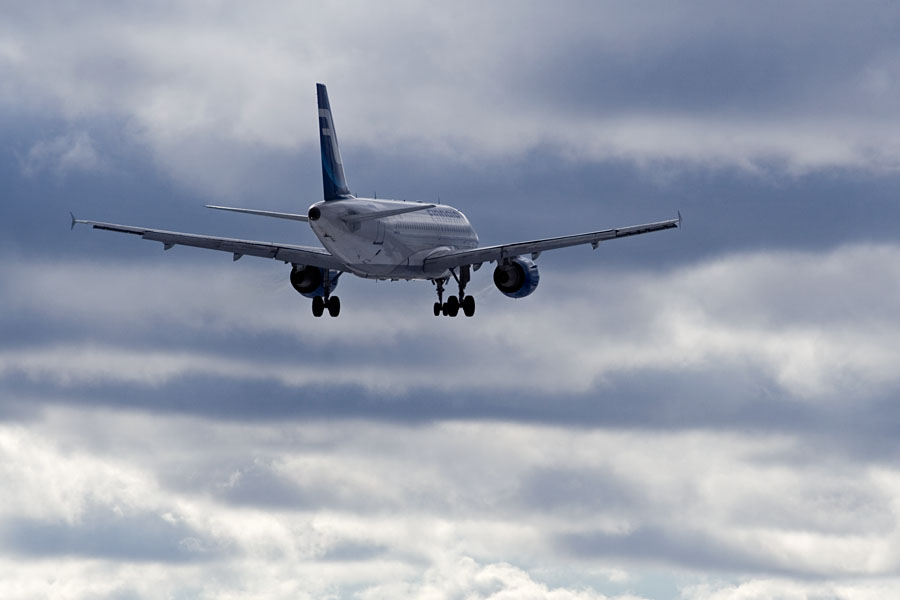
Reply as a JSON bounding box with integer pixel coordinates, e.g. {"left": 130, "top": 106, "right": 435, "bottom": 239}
{"left": 374, "top": 221, "right": 385, "bottom": 245}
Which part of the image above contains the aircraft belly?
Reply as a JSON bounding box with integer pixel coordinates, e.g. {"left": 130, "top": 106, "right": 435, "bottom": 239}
{"left": 312, "top": 214, "right": 475, "bottom": 280}
{"left": 342, "top": 241, "right": 454, "bottom": 280}
{"left": 345, "top": 264, "right": 447, "bottom": 280}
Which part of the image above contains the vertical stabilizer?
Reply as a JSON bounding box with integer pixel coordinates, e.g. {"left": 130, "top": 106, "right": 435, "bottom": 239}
{"left": 317, "top": 83, "right": 352, "bottom": 201}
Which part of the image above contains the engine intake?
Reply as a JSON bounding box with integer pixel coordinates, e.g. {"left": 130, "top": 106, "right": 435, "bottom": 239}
{"left": 290, "top": 265, "right": 339, "bottom": 298}
{"left": 493, "top": 257, "right": 540, "bottom": 298}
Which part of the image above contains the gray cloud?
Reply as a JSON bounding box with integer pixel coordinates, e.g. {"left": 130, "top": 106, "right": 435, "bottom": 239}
{"left": 213, "top": 460, "right": 316, "bottom": 510}
{"left": 3, "top": 407, "right": 897, "bottom": 590}
{"left": 0, "top": 507, "right": 219, "bottom": 562}
{"left": 516, "top": 466, "right": 641, "bottom": 517}
{"left": 3, "top": 2, "right": 900, "bottom": 598}
{"left": 559, "top": 526, "right": 780, "bottom": 576}
{"left": 6, "top": 242, "right": 900, "bottom": 479}
{"left": 7, "top": 116, "right": 900, "bottom": 276}
{"left": 2, "top": 0, "right": 900, "bottom": 195}
{"left": 18, "top": 131, "right": 106, "bottom": 177}
{"left": 518, "top": 1, "right": 900, "bottom": 116}
{"left": 6, "top": 243, "right": 900, "bottom": 407}
{"left": 319, "top": 540, "right": 389, "bottom": 563}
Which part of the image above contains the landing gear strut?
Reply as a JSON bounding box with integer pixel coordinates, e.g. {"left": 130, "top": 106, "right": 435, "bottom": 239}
{"left": 433, "top": 279, "right": 445, "bottom": 317}
{"left": 312, "top": 273, "right": 340, "bottom": 318}
{"left": 432, "top": 266, "right": 475, "bottom": 317}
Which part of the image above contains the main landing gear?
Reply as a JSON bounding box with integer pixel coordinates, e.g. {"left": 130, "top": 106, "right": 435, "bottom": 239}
{"left": 312, "top": 295, "right": 340, "bottom": 317}
{"left": 432, "top": 266, "right": 475, "bottom": 318}
{"left": 312, "top": 276, "right": 340, "bottom": 318}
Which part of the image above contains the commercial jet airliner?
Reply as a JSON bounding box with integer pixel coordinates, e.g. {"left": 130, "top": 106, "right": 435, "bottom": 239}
{"left": 73, "top": 84, "right": 680, "bottom": 318}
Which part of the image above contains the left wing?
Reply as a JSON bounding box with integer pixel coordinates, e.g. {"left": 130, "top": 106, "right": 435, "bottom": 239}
{"left": 72, "top": 217, "right": 344, "bottom": 270}
{"left": 424, "top": 215, "right": 680, "bottom": 271}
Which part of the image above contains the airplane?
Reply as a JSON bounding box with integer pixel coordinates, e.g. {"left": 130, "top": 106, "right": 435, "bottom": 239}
{"left": 73, "top": 83, "right": 680, "bottom": 318}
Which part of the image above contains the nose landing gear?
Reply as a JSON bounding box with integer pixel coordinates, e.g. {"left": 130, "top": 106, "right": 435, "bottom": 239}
{"left": 432, "top": 266, "right": 475, "bottom": 318}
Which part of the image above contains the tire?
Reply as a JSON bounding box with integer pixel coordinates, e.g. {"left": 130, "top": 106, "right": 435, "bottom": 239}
{"left": 434, "top": 302, "right": 442, "bottom": 316}
{"left": 462, "top": 295, "right": 475, "bottom": 317}
{"left": 327, "top": 296, "right": 341, "bottom": 317}
{"left": 446, "top": 295, "right": 459, "bottom": 317}
{"left": 312, "top": 295, "right": 325, "bottom": 317}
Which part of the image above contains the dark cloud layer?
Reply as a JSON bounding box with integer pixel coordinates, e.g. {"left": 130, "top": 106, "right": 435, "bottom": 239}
{"left": 0, "top": 363, "right": 890, "bottom": 449}
{"left": 5, "top": 117, "right": 900, "bottom": 278}
{"left": 521, "top": 1, "right": 900, "bottom": 117}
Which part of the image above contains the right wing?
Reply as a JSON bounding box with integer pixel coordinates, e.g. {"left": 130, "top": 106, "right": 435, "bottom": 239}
{"left": 72, "top": 217, "right": 344, "bottom": 270}
{"left": 424, "top": 215, "right": 680, "bottom": 271}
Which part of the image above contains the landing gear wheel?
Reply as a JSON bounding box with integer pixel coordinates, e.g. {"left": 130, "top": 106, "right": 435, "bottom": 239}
{"left": 327, "top": 296, "right": 341, "bottom": 317}
{"left": 444, "top": 266, "right": 471, "bottom": 319}
{"left": 446, "top": 295, "right": 460, "bottom": 317}
{"left": 462, "top": 295, "right": 475, "bottom": 317}
{"left": 434, "top": 302, "right": 442, "bottom": 317}
{"left": 312, "top": 295, "right": 325, "bottom": 317}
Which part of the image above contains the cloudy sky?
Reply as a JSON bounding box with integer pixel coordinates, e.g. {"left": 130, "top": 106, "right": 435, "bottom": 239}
{"left": 4, "top": 1, "right": 900, "bottom": 598}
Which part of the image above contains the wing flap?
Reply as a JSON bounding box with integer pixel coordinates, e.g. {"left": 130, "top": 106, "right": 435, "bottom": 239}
{"left": 73, "top": 219, "right": 343, "bottom": 270}
{"left": 424, "top": 216, "right": 680, "bottom": 271}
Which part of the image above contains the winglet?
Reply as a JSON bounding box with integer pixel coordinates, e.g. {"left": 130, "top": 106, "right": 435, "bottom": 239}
{"left": 70, "top": 212, "right": 77, "bottom": 230}
{"left": 677, "top": 210, "right": 683, "bottom": 229}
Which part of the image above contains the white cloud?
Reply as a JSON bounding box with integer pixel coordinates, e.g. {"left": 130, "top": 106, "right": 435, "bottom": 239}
{"left": 358, "top": 556, "right": 648, "bottom": 600}
{"left": 681, "top": 578, "right": 900, "bottom": 600}
{"left": 1, "top": 407, "right": 900, "bottom": 597}
{"left": 0, "top": 425, "right": 148, "bottom": 523}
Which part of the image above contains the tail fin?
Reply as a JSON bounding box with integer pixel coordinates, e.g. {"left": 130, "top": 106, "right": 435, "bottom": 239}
{"left": 317, "top": 83, "right": 352, "bottom": 201}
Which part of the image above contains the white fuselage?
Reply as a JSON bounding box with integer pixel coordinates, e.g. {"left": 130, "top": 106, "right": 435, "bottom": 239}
{"left": 308, "top": 198, "right": 479, "bottom": 279}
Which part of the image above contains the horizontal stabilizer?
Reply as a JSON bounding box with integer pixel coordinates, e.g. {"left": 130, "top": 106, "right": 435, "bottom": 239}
{"left": 206, "top": 205, "right": 309, "bottom": 222}
{"left": 343, "top": 204, "right": 436, "bottom": 224}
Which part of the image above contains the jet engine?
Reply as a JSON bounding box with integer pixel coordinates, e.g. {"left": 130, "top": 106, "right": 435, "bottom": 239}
{"left": 493, "top": 257, "right": 540, "bottom": 299}
{"left": 290, "top": 265, "right": 340, "bottom": 298}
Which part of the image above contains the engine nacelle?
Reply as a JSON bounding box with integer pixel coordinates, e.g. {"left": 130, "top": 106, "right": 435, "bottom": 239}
{"left": 290, "top": 265, "right": 340, "bottom": 298}
{"left": 493, "top": 257, "right": 540, "bottom": 299}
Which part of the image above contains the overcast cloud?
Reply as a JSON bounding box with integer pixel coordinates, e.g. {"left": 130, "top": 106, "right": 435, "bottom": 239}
{"left": 3, "top": 1, "right": 900, "bottom": 599}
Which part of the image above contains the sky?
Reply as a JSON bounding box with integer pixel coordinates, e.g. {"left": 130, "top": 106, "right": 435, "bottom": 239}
{"left": 3, "top": 1, "right": 900, "bottom": 598}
